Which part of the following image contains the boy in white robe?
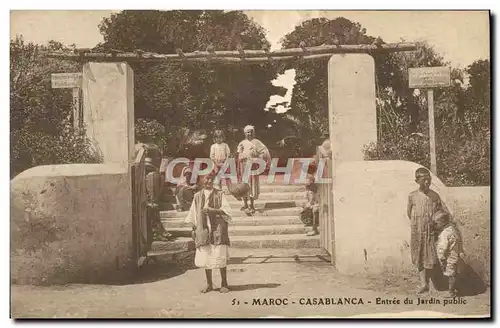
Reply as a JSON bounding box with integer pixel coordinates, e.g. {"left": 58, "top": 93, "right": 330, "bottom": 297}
{"left": 184, "top": 173, "right": 232, "bottom": 293}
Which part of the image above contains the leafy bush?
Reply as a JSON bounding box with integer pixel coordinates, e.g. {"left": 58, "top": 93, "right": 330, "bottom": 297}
{"left": 10, "top": 37, "right": 102, "bottom": 178}
{"left": 363, "top": 59, "right": 490, "bottom": 187}
{"left": 364, "top": 113, "right": 490, "bottom": 187}
{"left": 11, "top": 115, "right": 102, "bottom": 178}
{"left": 135, "top": 118, "right": 167, "bottom": 147}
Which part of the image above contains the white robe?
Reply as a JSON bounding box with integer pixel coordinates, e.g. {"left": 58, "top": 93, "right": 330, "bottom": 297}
{"left": 210, "top": 142, "right": 231, "bottom": 166}
{"left": 237, "top": 138, "right": 270, "bottom": 200}
{"left": 184, "top": 189, "right": 232, "bottom": 269}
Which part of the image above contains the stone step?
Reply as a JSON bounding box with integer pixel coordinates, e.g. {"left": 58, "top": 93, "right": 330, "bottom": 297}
{"left": 227, "top": 199, "right": 299, "bottom": 207}
{"left": 227, "top": 192, "right": 305, "bottom": 201}
{"left": 229, "top": 247, "right": 330, "bottom": 258}
{"left": 160, "top": 192, "right": 305, "bottom": 209}
{"left": 146, "top": 248, "right": 190, "bottom": 258}
{"left": 163, "top": 180, "right": 306, "bottom": 190}
{"left": 162, "top": 215, "right": 303, "bottom": 228}
{"left": 161, "top": 206, "right": 303, "bottom": 218}
{"left": 150, "top": 238, "right": 196, "bottom": 253}
{"left": 166, "top": 183, "right": 306, "bottom": 192}
{"left": 161, "top": 195, "right": 177, "bottom": 202}
{"left": 151, "top": 234, "right": 319, "bottom": 252}
{"left": 258, "top": 184, "right": 306, "bottom": 193}
{"left": 230, "top": 234, "right": 320, "bottom": 248}
{"left": 147, "top": 248, "right": 331, "bottom": 264}
{"left": 227, "top": 248, "right": 331, "bottom": 265}
{"left": 165, "top": 225, "right": 309, "bottom": 238}
{"left": 161, "top": 189, "right": 305, "bottom": 200}
{"left": 257, "top": 173, "right": 313, "bottom": 185}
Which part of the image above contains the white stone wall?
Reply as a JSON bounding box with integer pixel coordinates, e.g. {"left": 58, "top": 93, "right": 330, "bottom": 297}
{"left": 333, "top": 160, "right": 490, "bottom": 283}
{"left": 11, "top": 164, "right": 134, "bottom": 284}
{"left": 82, "top": 62, "right": 135, "bottom": 166}
{"left": 328, "top": 54, "right": 377, "bottom": 164}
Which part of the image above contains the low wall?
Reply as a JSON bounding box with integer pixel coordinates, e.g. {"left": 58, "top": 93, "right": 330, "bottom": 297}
{"left": 333, "top": 161, "right": 490, "bottom": 284}
{"left": 11, "top": 164, "right": 134, "bottom": 285}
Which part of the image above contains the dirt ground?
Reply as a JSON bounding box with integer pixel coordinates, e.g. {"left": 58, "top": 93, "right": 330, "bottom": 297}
{"left": 11, "top": 251, "right": 490, "bottom": 319}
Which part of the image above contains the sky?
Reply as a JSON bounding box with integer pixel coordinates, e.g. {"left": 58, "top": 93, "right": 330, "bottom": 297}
{"left": 10, "top": 10, "right": 490, "bottom": 113}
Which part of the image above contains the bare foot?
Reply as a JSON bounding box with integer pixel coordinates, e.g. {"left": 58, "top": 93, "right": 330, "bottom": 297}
{"left": 200, "top": 285, "right": 213, "bottom": 294}
{"left": 137, "top": 256, "right": 148, "bottom": 267}
{"left": 219, "top": 286, "right": 230, "bottom": 293}
{"left": 416, "top": 285, "right": 429, "bottom": 295}
{"left": 443, "top": 291, "right": 457, "bottom": 298}
{"left": 306, "top": 230, "right": 319, "bottom": 236}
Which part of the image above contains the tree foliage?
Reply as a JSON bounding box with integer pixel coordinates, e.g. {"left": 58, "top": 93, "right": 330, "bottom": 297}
{"left": 280, "top": 17, "right": 490, "bottom": 186}
{"left": 98, "top": 10, "right": 281, "bottom": 157}
{"left": 279, "top": 17, "right": 380, "bottom": 150}
{"left": 10, "top": 37, "right": 101, "bottom": 178}
{"left": 364, "top": 54, "right": 490, "bottom": 186}
{"left": 10, "top": 13, "right": 490, "bottom": 186}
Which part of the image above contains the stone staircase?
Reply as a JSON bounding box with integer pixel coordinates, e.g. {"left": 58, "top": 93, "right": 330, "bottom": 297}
{"left": 149, "top": 176, "right": 326, "bottom": 259}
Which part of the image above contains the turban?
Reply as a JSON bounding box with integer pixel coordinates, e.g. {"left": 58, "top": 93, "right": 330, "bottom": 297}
{"left": 244, "top": 125, "right": 255, "bottom": 133}
{"left": 181, "top": 166, "right": 192, "bottom": 176}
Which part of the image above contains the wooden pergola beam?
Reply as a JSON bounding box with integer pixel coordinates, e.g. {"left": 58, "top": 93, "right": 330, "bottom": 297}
{"left": 45, "top": 42, "right": 417, "bottom": 64}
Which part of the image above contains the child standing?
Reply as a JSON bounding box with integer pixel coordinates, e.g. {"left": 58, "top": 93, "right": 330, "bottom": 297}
{"left": 407, "top": 167, "right": 450, "bottom": 294}
{"left": 210, "top": 130, "right": 231, "bottom": 191}
{"left": 184, "top": 173, "right": 232, "bottom": 294}
{"left": 433, "top": 210, "right": 464, "bottom": 298}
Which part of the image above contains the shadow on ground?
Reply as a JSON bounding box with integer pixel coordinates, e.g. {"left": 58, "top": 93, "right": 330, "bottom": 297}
{"left": 457, "top": 265, "right": 488, "bottom": 296}
{"left": 132, "top": 260, "right": 196, "bottom": 285}
{"left": 228, "top": 255, "right": 330, "bottom": 265}
{"left": 349, "top": 258, "right": 488, "bottom": 298}
{"left": 226, "top": 283, "right": 280, "bottom": 292}
{"left": 97, "top": 252, "right": 196, "bottom": 286}
{"left": 433, "top": 259, "right": 488, "bottom": 296}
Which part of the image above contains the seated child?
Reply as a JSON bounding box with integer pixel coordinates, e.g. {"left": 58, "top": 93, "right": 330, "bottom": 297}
{"left": 174, "top": 167, "right": 199, "bottom": 211}
{"left": 301, "top": 175, "right": 319, "bottom": 236}
{"left": 433, "top": 210, "right": 464, "bottom": 298}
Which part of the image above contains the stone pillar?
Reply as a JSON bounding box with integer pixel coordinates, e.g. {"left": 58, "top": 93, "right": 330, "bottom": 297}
{"left": 82, "top": 62, "right": 135, "bottom": 167}
{"left": 327, "top": 54, "right": 377, "bottom": 273}
{"left": 328, "top": 54, "right": 377, "bottom": 164}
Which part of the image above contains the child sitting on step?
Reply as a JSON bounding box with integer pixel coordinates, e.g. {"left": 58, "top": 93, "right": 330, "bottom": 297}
{"left": 301, "top": 175, "right": 319, "bottom": 236}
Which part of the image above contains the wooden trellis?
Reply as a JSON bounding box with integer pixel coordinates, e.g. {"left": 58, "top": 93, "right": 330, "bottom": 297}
{"left": 46, "top": 42, "right": 417, "bottom": 64}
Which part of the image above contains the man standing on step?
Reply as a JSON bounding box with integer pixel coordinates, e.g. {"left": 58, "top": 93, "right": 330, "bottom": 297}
{"left": 236, "top": 125, "right": 270, "bottom": 214}
{"left": 145, "top": 158, "right": 171, "bottom": 242}
{"left": 184, "top": 173, "right": 233, "bottom": 293}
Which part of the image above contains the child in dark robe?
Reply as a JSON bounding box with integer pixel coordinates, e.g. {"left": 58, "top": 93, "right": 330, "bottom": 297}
{"left": 301, "top": 175, "right": 319, "bottom": 236}
{"left": 407, "top": 167, "right": 450, "bottom": 294}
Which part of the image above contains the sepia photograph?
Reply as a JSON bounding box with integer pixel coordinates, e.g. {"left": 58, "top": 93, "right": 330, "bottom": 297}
{"left": 8, "top": 9, "right": 491, "bottom": 319}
